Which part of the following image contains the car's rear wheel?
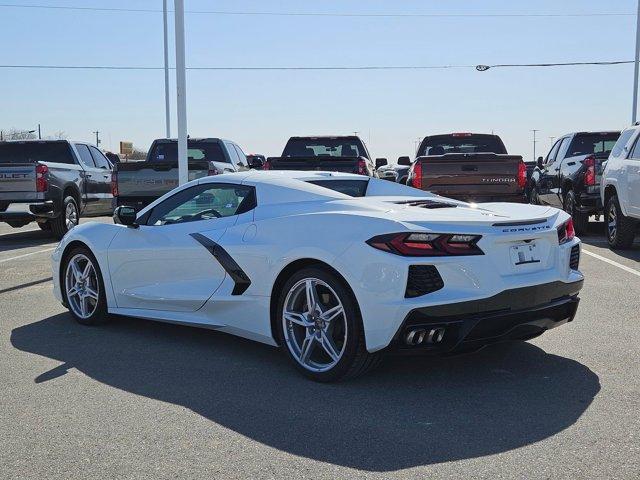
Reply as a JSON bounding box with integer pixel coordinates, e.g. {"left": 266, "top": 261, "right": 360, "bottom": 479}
{"left": 563, "top": 190, "right": 588, "bottom": 235}
{"left": 276, "top": 266, "right": 381, "bottom": 382}
{"left": 62, "top": 247, "right": 109, "bottom": 325}
{"left": 51, "top": 196, "right": 79, "bottom": 239}
{"left": 606, "top": 194, "right": 636, "bottom": 249}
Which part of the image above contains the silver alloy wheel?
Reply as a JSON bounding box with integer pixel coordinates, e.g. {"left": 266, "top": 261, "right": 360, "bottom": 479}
{"left": 282, "top": 278, "right": 347, "bottom": 373}
{"left": 608, "top": 201, "right": 617, "bottom": 241}
{"left": 65, "top": 253, "right": 99, "bottom": 319}
{"left": 65, "top": 201, "right": 78, "bottom": 231}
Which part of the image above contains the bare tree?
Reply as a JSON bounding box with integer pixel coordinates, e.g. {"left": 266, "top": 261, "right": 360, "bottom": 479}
{"left": 128, "top": 148, "right": 147, "bottom": 160}
{"left": 0, "top": 128, "right": 37, "bottom": 141}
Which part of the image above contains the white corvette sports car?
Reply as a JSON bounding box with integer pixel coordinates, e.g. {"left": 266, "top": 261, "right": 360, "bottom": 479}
{"left": 52, "top": 171, "right": 584, "bottom": 381}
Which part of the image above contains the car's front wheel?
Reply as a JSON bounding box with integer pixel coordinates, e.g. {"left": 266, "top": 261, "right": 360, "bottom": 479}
{"left": 276, "top": 266, "right": 381, "bottom": 382}
{"left": 606, "top": 194, "right": 636, "bottom": 249}
{"left": 62, "top": 247, "right": 109, "bottom": 325}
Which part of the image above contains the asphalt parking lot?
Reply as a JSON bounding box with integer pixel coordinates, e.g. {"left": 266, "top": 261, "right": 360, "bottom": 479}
{"left": 0, "top": 219, "right": 639, "bottom": 479}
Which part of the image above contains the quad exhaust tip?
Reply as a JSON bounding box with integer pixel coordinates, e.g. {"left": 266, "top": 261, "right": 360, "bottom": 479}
{"left": 405, "top": 327, "right": 446, "bottom": 346}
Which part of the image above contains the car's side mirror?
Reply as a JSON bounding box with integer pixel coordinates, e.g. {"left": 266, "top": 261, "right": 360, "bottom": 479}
{"left": 537, "top": 156, "right": 544, "bottom": 168}
{"left": 398, "top": 156, "right": 411, "bottom": 166}
{"left": 113, "top": 206, "right": 139, "bottom": 228}
{"left": 375, "top": 158, "right": 388, "bottom": 169}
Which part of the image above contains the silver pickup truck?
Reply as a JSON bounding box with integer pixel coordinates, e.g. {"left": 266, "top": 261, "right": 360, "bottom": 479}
{"left": 113, "top": 138, "right": 256, "bottom": 211}
{"left": 0, "top": 140, "right": 113, "bottom": 238}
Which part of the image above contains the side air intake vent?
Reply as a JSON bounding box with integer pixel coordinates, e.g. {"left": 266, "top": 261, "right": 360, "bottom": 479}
{"left": 569, "top": 244, "right": 580, "bottom": 270}
{"left": 405, "top": 265, "right": 444, "bottom": 298}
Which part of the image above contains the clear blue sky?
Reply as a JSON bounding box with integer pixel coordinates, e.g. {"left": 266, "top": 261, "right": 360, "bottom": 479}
{"left": 1, "top": 0, "right": 638, "bottom": 161}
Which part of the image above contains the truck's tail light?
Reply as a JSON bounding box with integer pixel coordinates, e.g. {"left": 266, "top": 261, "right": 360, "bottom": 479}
{"left": 367, "top": 232, "right": 483, "bottom": 256}
{"left": 517, "top": 160, "right": 527, "bottom": 189}
{"left": 583, "top": 155, "right": 596, "bottom": 186}
{"left": 111, "top": 171, "right": 119, "bottom": 197}
{"left": 557, "top": 218, "right": 575, "bottom": 244}
{"left": 35, "top": 164, "right": 48, "bottom": 192}
{"left": 262, "top": 159, "right": 272, "bottom": 170}
{"left": 411, "top": 161, "right": 423, "bottom": 189}
{"left": 357, "top": 158, "right": 367, "bottom": 175}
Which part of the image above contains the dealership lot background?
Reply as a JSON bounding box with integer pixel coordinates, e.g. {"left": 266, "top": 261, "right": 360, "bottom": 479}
{"left": 1, "top": 220, "right": 638, "bottom": 478}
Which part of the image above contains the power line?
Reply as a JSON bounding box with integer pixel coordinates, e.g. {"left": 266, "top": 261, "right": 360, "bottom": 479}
{"left": 0, "top": 3, "right": 634, "bottom": 18}
{"left": 0, "top": 61, "right": 634, "bottom": 72}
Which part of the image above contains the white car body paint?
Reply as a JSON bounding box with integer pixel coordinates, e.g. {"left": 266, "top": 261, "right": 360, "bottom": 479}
{"left": 52, "top": 171, "right": 583, "bottom": 352}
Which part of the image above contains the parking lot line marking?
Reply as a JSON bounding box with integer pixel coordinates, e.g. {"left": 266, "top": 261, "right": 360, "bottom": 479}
{"left": 0, "top": 247, "right": 56, "bottom": 264}
{"left": 582, "top": 249, "right": 640, "bottom": 278}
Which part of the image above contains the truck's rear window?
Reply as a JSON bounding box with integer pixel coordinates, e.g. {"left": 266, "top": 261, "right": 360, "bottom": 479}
{"left": 567, "top": 132, "right": 620, "bottom": 157}
{"left": 307, "top": 179, "right": 368, "bottom": 197}
{"left": 419, "top": 135, "right": 507, "bottom": 156}
{"left": 283, "top": 138, "right": 365, "bottom": 158}
{"left": 0, "top": 142, "right": 74, "bottom": 164}
{"left": 150, "top": 142, "right": 228, "bottom": 163}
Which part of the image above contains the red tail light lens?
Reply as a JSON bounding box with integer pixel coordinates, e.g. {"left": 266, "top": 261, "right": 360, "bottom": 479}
{"left": 356, "top": 158, "right": 368, "bottom": 175}
{"left": 557, "top": 218, "right": 575, "bottom": 244}
{"left": 111, "top": 171, "right": 118, "bottom": 196}
{"left": 262, "top": 159, "right": 272, "bottom": 170}
{"left": 411, "top": 161, "right": 423, "bottom": 189}
{"left": 517, "top": 161, "right": 527, "bottom": 189}
{"left": 583, "top": 155, "right": 596, "bottom": 186}
{"left": 35, "top": 164, "right": 48, "bottom": 192}
{"left": 367, "top": 232, "right": 483, "bottom": 256}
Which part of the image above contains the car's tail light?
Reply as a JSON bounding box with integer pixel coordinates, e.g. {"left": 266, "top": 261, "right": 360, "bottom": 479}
{"left": 357, "top": 158, "right": 367, "bottom": 175}
{"left": 517, "top": 160, "right": 527, "bottom": 189}
{"left": 557, "top": 218, "right": 575, "bottom": 244}
{"left": 367, "top": 232, "right": 483, "bottom": 256}
{"left": 583, "top": 155, "right": 596, "bottom": 186}
{"left": 35, "top": 164, "right": 48, "bottom": 192}
{"left": 411, "top": 161, "right": 423, "bottom": 189}
{"left": 262, "top": 159, "right": 272, "bottom": 170}
{"left": 111, "top": 171, "right": 118, "bottom": 196}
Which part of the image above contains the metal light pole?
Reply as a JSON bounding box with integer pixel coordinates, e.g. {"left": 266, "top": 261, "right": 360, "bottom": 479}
{"left": 633, "top": 0, "right": 640, "bottom": 124}
{"left": 531, "top": 129, "right": 539, "bottom": 160}
{"left": 163, "top": 0, "right": 171, "bottom": 138}
{"left": 94, "top": 130, "right": 100, "bottom": 147}
{"left": 37, "top": 124, "right": 41, "bottom": 139}
{"left": 174, "top": 0, "right": 188, "bottom": 185}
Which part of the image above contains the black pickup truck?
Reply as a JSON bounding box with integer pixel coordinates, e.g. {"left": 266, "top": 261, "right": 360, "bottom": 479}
{"left": 265, "top": 136, "right": 384, "bottom": 176}
{"left": 529, "top": 131, "right": 620, "bottom": 234}
{"left": 406, "top": 133, "right": 527, "bottom": 203}
{"left": 0, "top": 140, "right": 113, "bottom": 238}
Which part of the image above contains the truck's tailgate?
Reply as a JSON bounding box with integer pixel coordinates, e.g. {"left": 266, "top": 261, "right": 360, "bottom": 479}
{"left": 268, "top": 156, "right": 362, "bottom": 173}
{"left": 418, "top": 153, "right": 523, "bottom": 199}
{"left": 0, "top": 163, "right": 36, "bottom": 194}
{"left": 116, "top": 161, "right": 210, "bottom": 198}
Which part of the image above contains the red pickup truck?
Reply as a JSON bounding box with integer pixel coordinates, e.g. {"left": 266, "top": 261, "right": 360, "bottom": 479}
{"left": 407, "top": 133, "right": 527, "bottom": 203}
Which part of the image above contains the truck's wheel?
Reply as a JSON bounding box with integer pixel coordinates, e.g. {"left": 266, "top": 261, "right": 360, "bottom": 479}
{"left": 0, "top": 202, "right": 8, "bottom": 212}
{"left": 564, "top": 190, "right": 588, "bottom": 235}
{"left": 606, "top": 194, "right": 636, "bottom": 249}
{"left": 51, "top": 196, "right": 79, "bottom": 239}
{"left": 528, "top": 182, "right": 540, "bottom": 205}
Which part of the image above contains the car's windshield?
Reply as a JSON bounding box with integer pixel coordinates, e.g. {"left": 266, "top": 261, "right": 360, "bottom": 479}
{"left": 283, "top": 138, "right": 366, "bottom": 158}
{"left": 149, "top": 141, "right": 228, "bottom": 163}
{"left": 567, "top": 132, "right": 620, "bottom": 157}
{"left": 419, "top": 134, "right": 507, "bottom": 156}
{"left": 0, "top": 142, "right": 74, "bottom": 164}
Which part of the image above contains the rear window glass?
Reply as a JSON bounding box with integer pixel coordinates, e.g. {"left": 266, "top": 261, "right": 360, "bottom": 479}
{"left": 567, "top": 133, "right": 620, "bottom": 157}
{"left": 307, "top": 179, "right": 368, "bottom": 197}
{"left": 283, "top": 138, "right": 365, "bottom": 158}
{"left": 149, "top": 142, "right": 228, "bottom": 163}
{"left": 0, "top": 142, "right": 74, "bottom": 164}
{"left": 419, "top": 135, "right": 507, "bottom": 156}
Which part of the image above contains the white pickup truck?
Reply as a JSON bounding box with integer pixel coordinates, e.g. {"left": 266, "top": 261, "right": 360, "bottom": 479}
{"left": 601, "top": 125, "right": 640, "bottom": 249}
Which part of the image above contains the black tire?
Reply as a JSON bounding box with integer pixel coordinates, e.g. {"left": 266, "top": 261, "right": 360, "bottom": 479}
{"left": 38, "top": 221, "right": 51, "bottom": 231}
{"left": 0, "top": 202, "right": 8, "bottom": 212}
{"left": 275, "top": 266, "right": 382, "bottom": 382}
{"left": 61, "top": 246, "right": 109, "bottom": 325}
{"left": 563, "top": 190, "right": 589, "bottom": 235}
{"left": 528, "top": 182, "right": 540, "bottom": 205}
{"left": 51, "top": 195, "right": 79, "bottom": 239}
{"left": 606, "top": 194, "right": 636, "bottom": 249}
